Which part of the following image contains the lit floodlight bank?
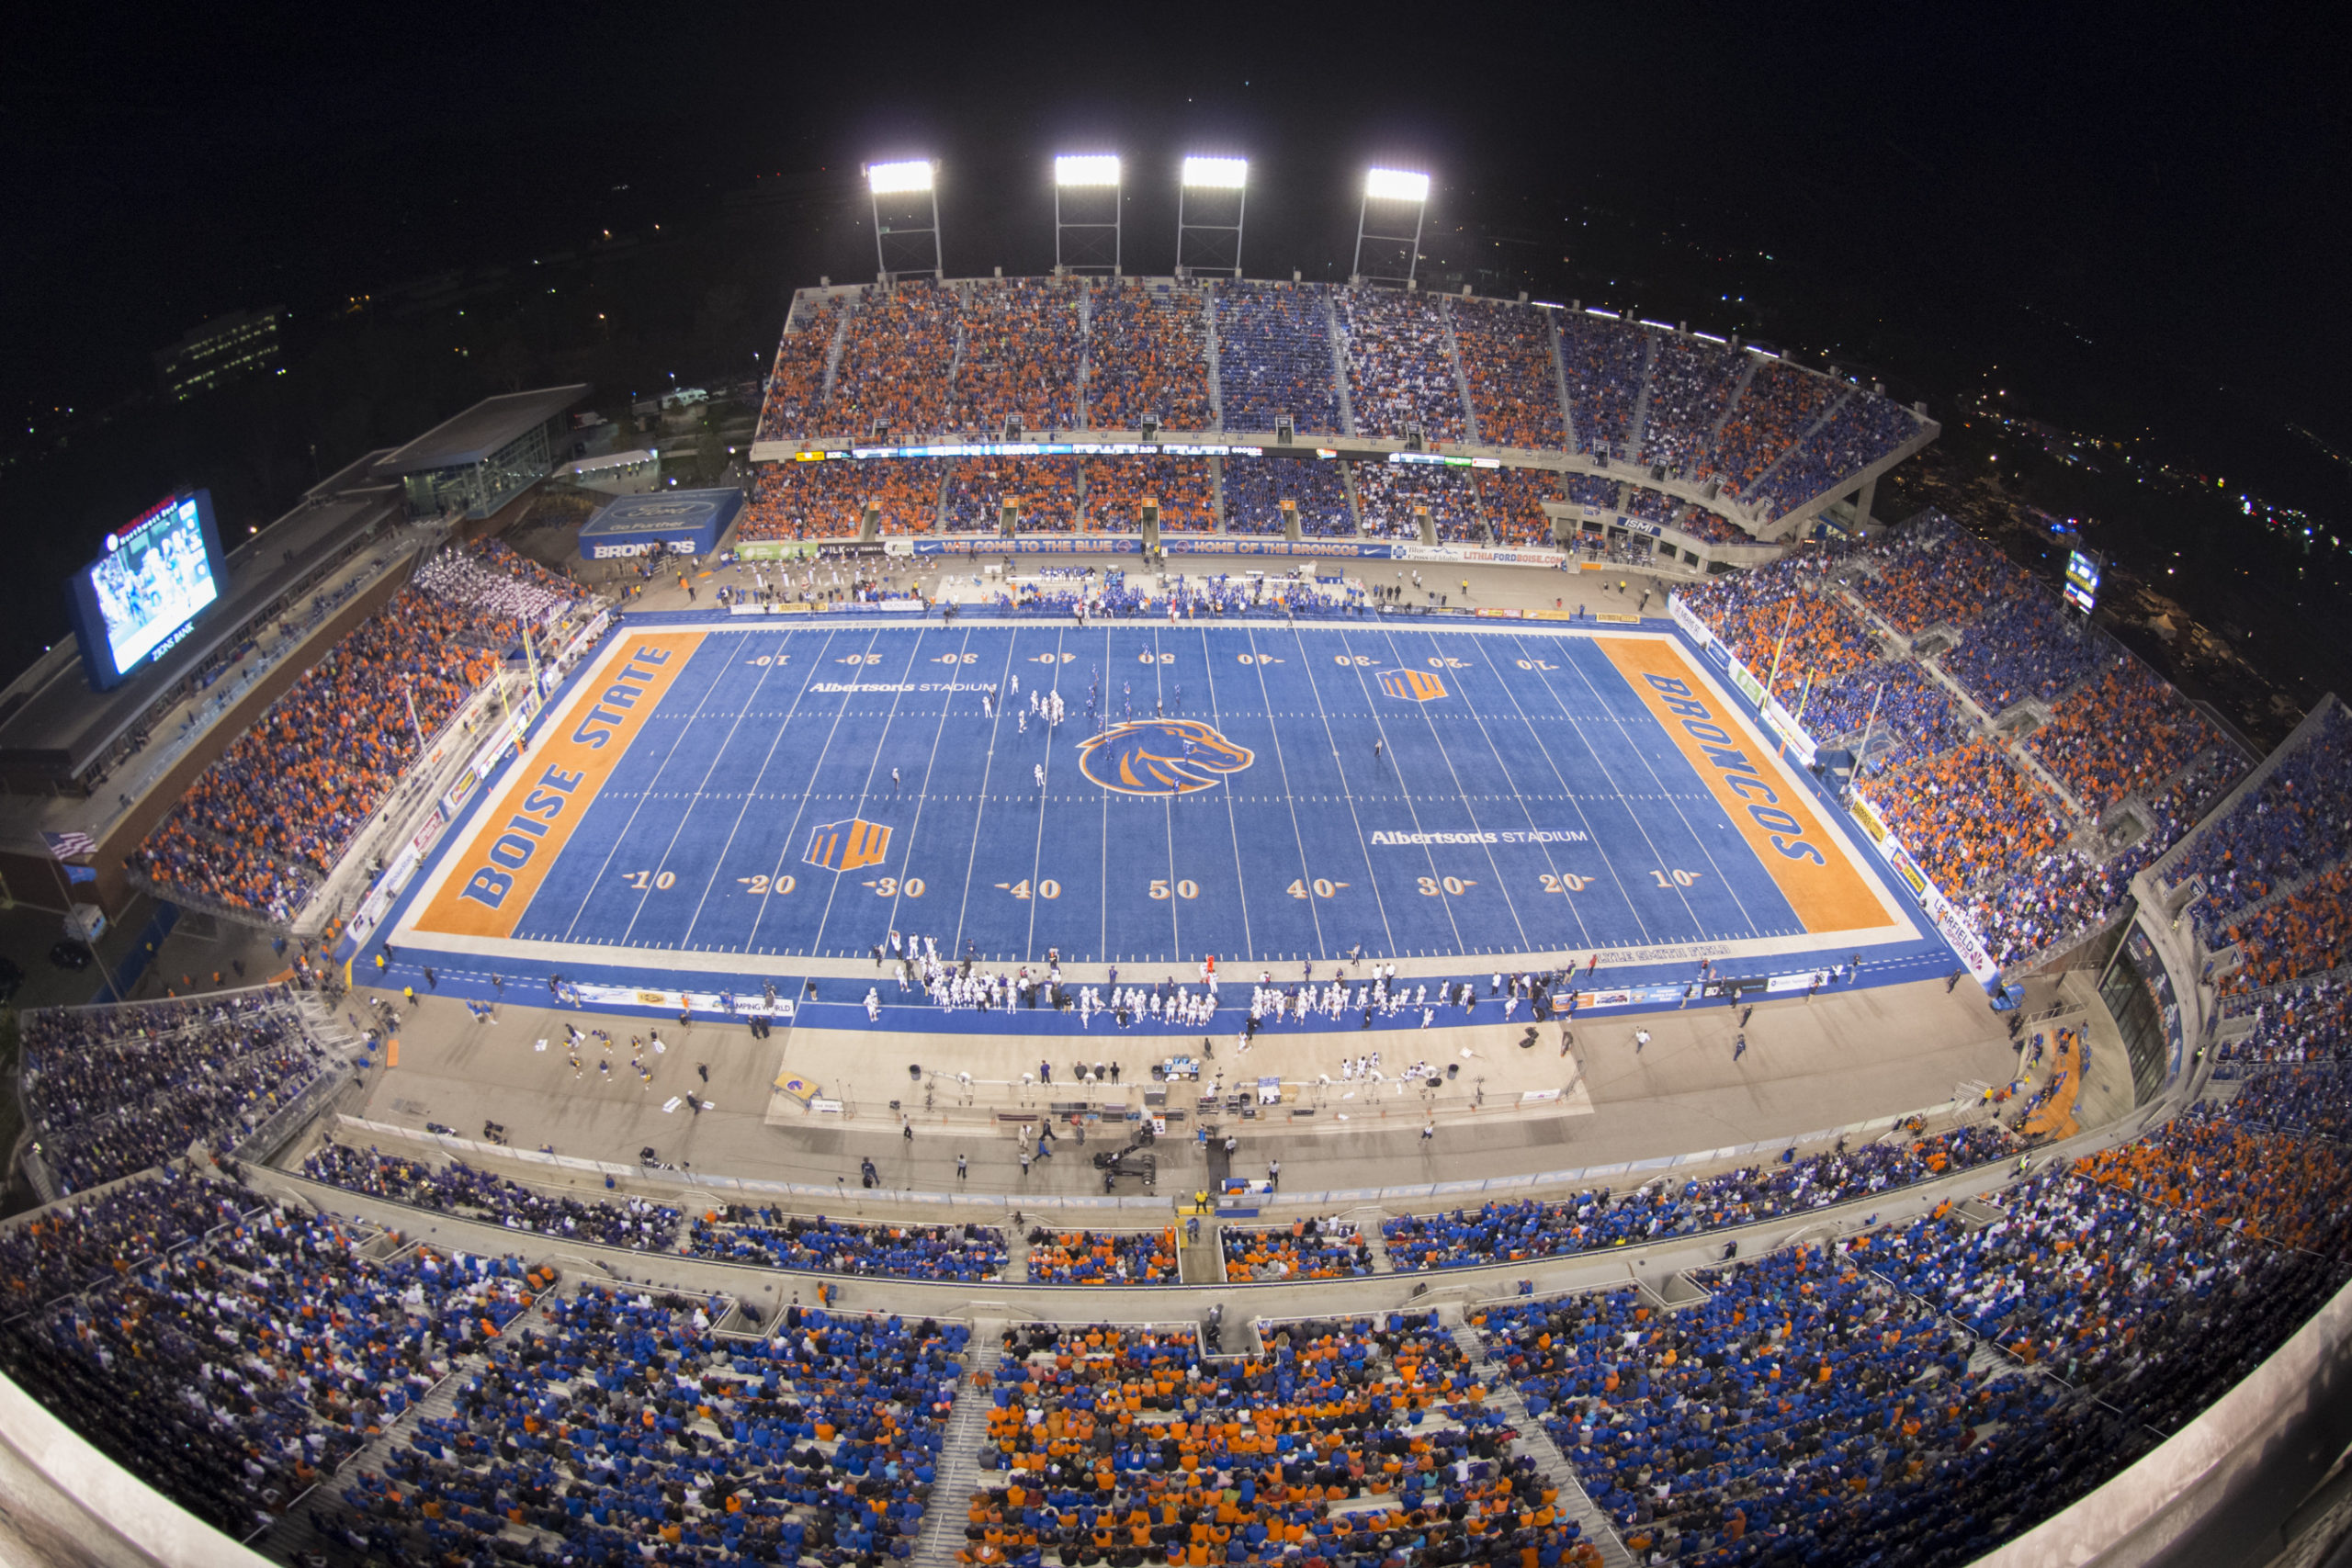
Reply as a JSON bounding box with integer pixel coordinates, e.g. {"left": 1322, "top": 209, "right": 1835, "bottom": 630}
{"left": 865, "top": 159, "right": 942, "bottom": 281}
{"left": 1354, "top": 167, "right": 1431, "bottom": 286}
{"left": 1055, "top": 154, "right": 1122, "bottom": 186}
{"left": 1054, "top": 155, "right": 1122, "bottom": 274}
{"left": 865, "top": 160, "right": 934, "bottom": 194}
{"left": 1177, "top": 155, "right": 1249, "bottom": 278}
{"left": 1182, "top": 156, "right": 1249, "bottom": 189}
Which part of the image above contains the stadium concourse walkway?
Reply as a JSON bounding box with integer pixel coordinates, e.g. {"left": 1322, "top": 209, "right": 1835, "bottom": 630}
{"left": 329, "top": 969, "right": 2021, "bottom": 1197}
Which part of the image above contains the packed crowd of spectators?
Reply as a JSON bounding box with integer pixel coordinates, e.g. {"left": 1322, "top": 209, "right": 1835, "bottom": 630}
{"left": 1026, "top": 1226, "right": 1179, "bottom": 1284}
{"left": 684, "top": 1209, "right": 1008, "bottom": 1281}
{"left": 1338, "top": 286, "right": 1467, "bottom": 442}
{"left": 1870, "top": 738, "right": 2070, "bottom": 898}
{"left": 1682, "top": 555, "right": 1878, "bottom": 695}
{"left": 1221, "top": 1216, "right": 1374, "bottom": 1281}
{"left": 0, "top": 1197, "right": 538, "bottom": 1540}
{"left": 413, "top": 540, "right": 586, "bottom": 635}
{"left": 829, "top": 278, "right": 962, "bottom": 437}
{"left": 1084, "top": 457, "right": 1216, "bottom": 533}
{"left": 2030, "top": 654, "right": 2224, "bottom": 815}
{"left": 1215, "top": 282, "right": 1342, "bottom": 434}
{"left": 1747, "top": 391, "right": 1919, "bottom": 522}
{"left": 2217, "top": 975, "right": 2351, "bottom": 1068}
{"left": 1086, "top": 278, "right": 1216, "bottom": 431}
{"left": 1223, "top": 455, "right": 1355, "bottom": 536}
{"left": 1804, "top": 663, "right": 1967, "bottom": 775}
{"left": 950, "top": 277, "right": 1084, "bottom": 433}
{"left": 341, "top": 1289, "right": 965, "bottom": 1564}
{"left": 1453, "top": 296, "right": 1569, "bottom": 450}
{"left": 945, "top": 457, "right": 1084, "bottom": 533}
{"left": 2215, "top": 860, "right": 2352, "bottom": 996}
{"left": 1939, "top": 589, "right": 2104, "bottom": 714}
{"left": 136, "top": 581, "right": 512, "bottom": 919}
{"left": 1381, "top": 1125, "right": 2011, "bottom": 1271}
{"left": 1638, "top": 336, "right": 1748, "bottom": 475}
{"left": 21, "top": 991, "right": 331, "bottom": 1191}
{"left": 1847, "top": 512, "right": 2009, "bottom": 638}
{"left": 1354, "top": 463, "right": 1486, "bottom": 543}
{"left": 742, "top": 457, "right": 947, "bottom": 540}
{"left": 302, "top": 1142, "right": 681, "bottom": 1249}
{"left": 1707, "top": 358, "right": 1841, "bottom": 497}
{"left": 972, "top": 1312, "right": 1600, "bottom": 1568}
{"left": 1557, "top": 313, "right": 1648, "bottom": 459}
{"left": 1479, "top": 468, "right": 1565, "bottom": 546}
{"left": 0, "top": 1166, "right": 245, "bottom": 1314}
{"left": 754, "top": 293, "right": 845, "bottom": 443}
{"left": 2166, "top": 701, "right": 2352, "bottom": 911}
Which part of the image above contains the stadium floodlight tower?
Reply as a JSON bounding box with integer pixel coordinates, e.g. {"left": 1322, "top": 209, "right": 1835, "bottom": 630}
{"left": 1353, "top": 167, "right": 1430, "bottom": 288}
{"left": 865, "top": 159, "right": 942, "bottom": 283}
{"left": 1054, "top": 154, "right": 1122, "bottom": 275}
{"left": 1176, "top": 155, "right": 1249, "bottom": 278}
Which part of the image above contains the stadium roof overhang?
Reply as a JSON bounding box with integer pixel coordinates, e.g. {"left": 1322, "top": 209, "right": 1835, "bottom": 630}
{"left": 369, "top": 386, "right": 591, "bottom": 476}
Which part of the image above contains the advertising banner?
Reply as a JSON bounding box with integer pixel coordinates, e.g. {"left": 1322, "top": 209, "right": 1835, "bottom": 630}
{"left": 1848, "top": 783, "right": 2002, "bottom": 987}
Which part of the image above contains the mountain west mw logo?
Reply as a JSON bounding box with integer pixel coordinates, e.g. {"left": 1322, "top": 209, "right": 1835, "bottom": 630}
{"left": 1378, "top": 669, "right": 1448, "bottom": 702}
{"left": 803, "top": 818, "right": 893, "bottom": 873}
{"left": 1078, "top": 719, "right": 1256, "bottom": 796}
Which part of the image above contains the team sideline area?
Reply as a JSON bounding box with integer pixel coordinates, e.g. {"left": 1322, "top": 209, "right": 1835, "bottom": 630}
{"left": 379, "top": 615, "right": 1931, "bottom": 1029}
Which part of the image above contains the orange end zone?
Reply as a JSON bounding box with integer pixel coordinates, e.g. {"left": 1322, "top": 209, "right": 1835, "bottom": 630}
{"left": 1596, "top": 636, "right": 1886, "bottom": 933}
{"left": 412, "top": 630, "right": 707, "bottom": 939}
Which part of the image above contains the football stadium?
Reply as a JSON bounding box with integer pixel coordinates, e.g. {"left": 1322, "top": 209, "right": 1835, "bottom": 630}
{"left": 0, "top": 163, "right": 2346, "bottom": 1568}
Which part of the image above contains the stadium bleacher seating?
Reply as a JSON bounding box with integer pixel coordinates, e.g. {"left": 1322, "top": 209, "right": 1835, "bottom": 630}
{"left": 742, "top": 457, "right": 946, "bottom": 540}
{"left": 302, "top": 1142, "right": 682, "bottom": 1249}
{"left": 135, "top": 572, "right": 534, "bottom": 919}
{"left": 974, "top": 1313, "right": 1599, "bottom": 1568}
{"left": 0, "top": 1198, "right": 540, "bottom": 1539}
{"left": 1383, "top": 1125, "right": 2010, "bottom": 1270}
{"left": 22, "top": 989, "right": 327, "bottom": 1191}
{"left": 829, "top": 278, "right": 961, "bottom": 438}
{"left": 1084, "top": 457, "right": 1216, "bottom": 534}
{"left": 1221, "top": 454, "right": 1355, "bottom": 536}
{"left": 1220, "top": 1217, "right": 1374, "bottom": 1280}
{"left": 950, "top": 276, "right": 1084, "bottom": 433}
{"left": 1478, "top": 467, "right": 1565, "bottom": 546}
{"left": 1747, "top": 390, "right": 1919, "bottom": 522}
{"left": 1708, "top": 357, "right": 1840, "bottom": 497}
{"left": 1354, "top": 462, "right": 1485, "bottom": 543}
{"left": 2167, "top": 702, "right": 2352, "bottom": 911}
{"left": 1085, "top": 277, "right": 1216, "bottom": 431}
{"left": 1215, "top": 282, "right": 1341, "bottom": 434}
{"left": 1556, "top": 313, "right": 1648, "bottom": 459}
{"left": 1453, "top": 297, "right": 1569, "bottom": 450}
{"left": 1025, "top": 1225, "right": 1178, "bottom": 1283}
{"left": 2029, "top": 654, "right": 2224, "bottom": 815}
{"left": 342, "top": 1289, "right": 964, "bottom": 1563}
{"left": 755, "top": 292, "right": 844, "bottom": 444}
{"left": 945, "top": 457, "right": 1084, "bottom": 533}
{"left": 1939, "top": 589, "right": 2104, "bottom": 713}
{"left": 1638, "top": 335, "right": 1747, "bottom": 476}
{"left": 1848, "top": 510, "right": 2008, "bottom": 638}
{"left": 1338, "top": 285, "right": 1467, "bottom": 442}
{"left": 684, "top": 1208, "right": 1009, "bottom": 1281}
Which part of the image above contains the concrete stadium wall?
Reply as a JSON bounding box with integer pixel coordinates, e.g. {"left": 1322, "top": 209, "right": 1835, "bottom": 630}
{"left": 0, "top": 1371, "right": 273, "bottom": 1568}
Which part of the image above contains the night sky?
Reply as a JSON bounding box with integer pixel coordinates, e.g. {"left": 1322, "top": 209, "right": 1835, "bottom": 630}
{"left": 1, "top": 3, "right": 2346, "bottom": 675}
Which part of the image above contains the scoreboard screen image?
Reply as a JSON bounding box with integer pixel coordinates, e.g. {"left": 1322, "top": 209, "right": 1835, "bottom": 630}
{"left": 68, "top": 491, "right": 226, "bottom": 690}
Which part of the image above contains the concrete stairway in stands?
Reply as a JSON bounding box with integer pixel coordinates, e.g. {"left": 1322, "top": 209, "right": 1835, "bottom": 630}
{"left": 1449, "top": 1323, "right": 1637, "bottom": 1568}
{"left": 911, "top": 1320, "right": 1005, "bottom": 1568}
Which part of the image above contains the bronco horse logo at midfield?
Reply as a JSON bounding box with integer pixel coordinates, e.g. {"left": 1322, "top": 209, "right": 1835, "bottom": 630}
{"left": 1077, "top": 719, "right": 1256, "bottom": 795}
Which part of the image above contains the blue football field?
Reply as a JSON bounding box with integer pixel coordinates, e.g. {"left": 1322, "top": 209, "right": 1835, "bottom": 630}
{"left": 397, "top": 617, "right": 1928, "bottom": 990}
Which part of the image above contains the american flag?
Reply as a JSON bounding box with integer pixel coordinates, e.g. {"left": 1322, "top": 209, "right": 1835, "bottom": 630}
{"left": 42, "top": 829, "right": 96, "bottom": 860}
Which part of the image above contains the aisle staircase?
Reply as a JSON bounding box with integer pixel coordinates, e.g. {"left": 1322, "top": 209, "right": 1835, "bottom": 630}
{"left": 1448, "top": 1324, "right": 1636, "bottom": 1568}
{"left": 910, "top": 1320, "right": 1004, "bottom": 1568}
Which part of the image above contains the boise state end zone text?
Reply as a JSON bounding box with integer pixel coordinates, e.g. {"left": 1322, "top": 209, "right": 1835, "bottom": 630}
{"left": 409, "top": 623, "right": 1905, "bottom": 965}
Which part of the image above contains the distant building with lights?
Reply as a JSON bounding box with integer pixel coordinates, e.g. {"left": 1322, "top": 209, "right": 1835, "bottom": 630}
{"left": 153, "top": 308, "right": 285, "bottom": 401}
